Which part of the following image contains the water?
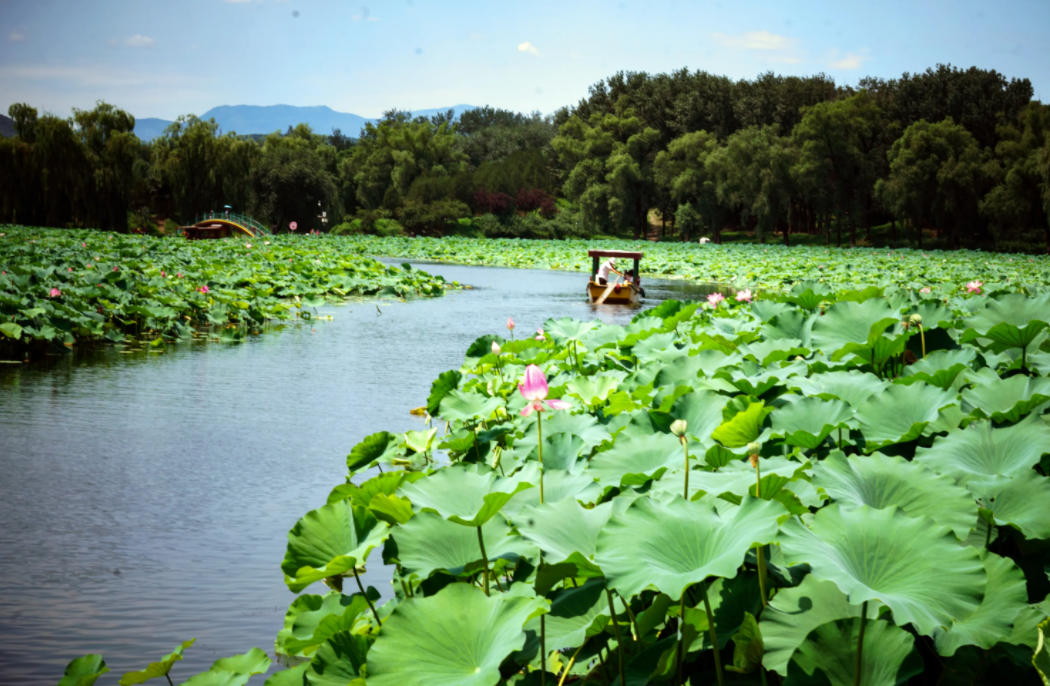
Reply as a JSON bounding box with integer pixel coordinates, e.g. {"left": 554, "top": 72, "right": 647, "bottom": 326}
{"left": 0, "top": 263, "right": 708, "bottom": 684}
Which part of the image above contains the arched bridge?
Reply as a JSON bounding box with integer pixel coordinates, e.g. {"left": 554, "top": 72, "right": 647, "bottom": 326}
{"left": 183, "top": 211, "right": 272, "bottom": 239}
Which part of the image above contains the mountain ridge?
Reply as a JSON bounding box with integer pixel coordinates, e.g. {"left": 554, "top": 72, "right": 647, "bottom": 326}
{"left": 133, "top": 103, "right": 475, "bottom": 141}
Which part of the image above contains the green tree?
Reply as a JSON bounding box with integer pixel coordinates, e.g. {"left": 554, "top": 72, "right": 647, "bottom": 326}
{"left": 73, "top": 102, "right": 139, "bottom": 231}
{"left": 877, "top": 118, "right": 989, "bottom": 249}
{"left": 251, "top": 128, "right": 340, "bottom": 232}
{"left": 654, "top": 130, "right": 724, "bottom": 241}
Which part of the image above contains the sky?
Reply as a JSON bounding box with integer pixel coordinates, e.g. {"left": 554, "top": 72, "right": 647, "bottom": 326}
{"left": 1, "top": 0, "right": 1048, "bottom": 121}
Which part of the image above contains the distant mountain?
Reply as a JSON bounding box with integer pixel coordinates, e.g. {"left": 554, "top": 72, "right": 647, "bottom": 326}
{"left": 132, "top": 104, "right": 475, "bottom": 142}
{"left": 0, "top": 114, "right": 15, "bottom": 138}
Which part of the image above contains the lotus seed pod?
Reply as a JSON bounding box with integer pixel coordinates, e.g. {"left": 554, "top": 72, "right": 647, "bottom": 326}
{"left": 747, "top": 441, "right": 761, "bottom": 455}
{"left": 670, "top": 419, "right": 688, "bottom": 437}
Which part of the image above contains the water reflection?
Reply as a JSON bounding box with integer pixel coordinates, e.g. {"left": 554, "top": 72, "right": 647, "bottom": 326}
{"left": 0, "top": 262, "right": 715, "bottom": 683}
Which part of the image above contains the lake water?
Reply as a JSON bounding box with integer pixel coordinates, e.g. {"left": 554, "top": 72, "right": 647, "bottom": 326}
{"left": 0, "top": 262, "right": 710, "bottom": 684}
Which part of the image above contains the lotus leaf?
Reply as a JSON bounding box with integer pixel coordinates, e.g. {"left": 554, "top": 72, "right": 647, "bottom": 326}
{"left": 398, "top": 467, "right": 533, "bottom": 526}
{"left": 967, "top": 471, "right": 1050, "bottom": 540}
{"left": 522, "top": 578, "right": 610, "bottom": 652}
{"left": 282, "top": 500, "right": 389, "bottom": 593}
{"left": 790, "top": 370, "right": 888, "bottom": 408}
{"left": 595, "top": 495, "right": 784, "bottom": 600}
{"left": 438, "top": 390, "right": 504, "bottom": 423}
{"left": 770, "top": 398, "right": 853, "bottom": 450}
{"left": 933, "top": 552, "right": 1030, "bottom": 656}
{"left": 688, "top": 456, "right": 810, "bottom": 501}
{"left": 669, "top": 390, "right": 732, "bottom": 444}
{"left": 58, "top": 655, "right": 109, "bottom": 686}
{"left": 785, "top": 618, "right": 923, "bottom": 686}
{"left": 961, "top": 373, "right": 1050, "bottom": 423}
{"left": 263, "top": 665, "right": 310, "bottom": 686}
{"left": 914, "top": 418, "right": 1050, "bottom": 485}
{"left": 810, "top": 299, "right": 900, "bottom": 357}
{"left": 813, "top": 451, "right": 975, "bottom": 540}
{"left": 961, "top": 292, "right": 1050, "bottom": 351}
{"left": 564, "top": 374, "right": 621, "bottom": 406}
{"left": 426, "top": 370, "right": 462, "bottom": 415}
{"left": 305, "top": 630, "right": 370, "bottom": 686}
{"left": 392, "top": 511, "right": 535, "bottom": 577}
{"left": 778, "top": 504, "right": 985, "bottom": 636}
{"left": 854, "top": 382, "right": 957, "bottom": 452}
{"left": 119, "top": 640, "right": 196, "bottom": 686}
{"left": 367, "top": 583, "right": 538, "bottom": 686}
{"left": 585, "top": 432, "right": 682, "bottom": 487}
{"left": 515, "top": 499, "right": 615, "bottom": 577}
{"left": 901, "top": 348, "right": 976, "bottom": 390}
{"left": 346, "top": 431, "right": 401, "bottom": 472}
{"left": 276, "top": 591, "right": 376, "bottom": 657}
{"left": 760, "top": 575, "right": 882, "bottom": 676}
{"left": 712, "top": 401, "right": 773, "bottom": 448}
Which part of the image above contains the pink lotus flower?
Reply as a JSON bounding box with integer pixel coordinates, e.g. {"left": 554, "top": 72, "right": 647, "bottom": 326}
{"left": 245, "top": 243, "right": 252, "bottom": 249}
{"left": 198, "top": 285, "right": 209, "bottom": 294}
{"left": 920, "top": 287, "right": 931, "bottom": 294}
{"left": 735, "top": 289, "right": 753, "bottom": 303}
{"left": 177, "top": 272, "right": 183, "bottom": 278}
{"left": 49, "top": 288, "right": 61, "bottom": 298}
{"left": 519, "top": 365, "right": 570, "bottom": 417}
{"left": 113, "top": 266, "right": 118, "bottom": 271}
{"left": 68, "top": 267, "right": 73, "bottom": 272}
{"left": 965, "top": 280, "right": 983, "bottom": 294}
{"left": 707, "top": 292, "right": 725, "bottom": 308}
{"left": 535, "top": 328, "right": 545, "bottom": 341}
{"left": 507, "top": 317, "right": 515, "bottom": 331}
{"left": 81, "top": 242, "right": 86, "bottom": 247}
{"left": 160, "top": 271, "right": 165, "bottom": 277}
{"left": 491, "top": 341, "right": 501, "bottom": 356}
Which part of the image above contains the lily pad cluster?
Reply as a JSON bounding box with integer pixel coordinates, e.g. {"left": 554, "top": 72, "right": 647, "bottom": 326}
{"left": 58, "top": 278, "right": 1050, "bottom": 684}
{"left": 0, "top": 226, "right": 450, "bottom": 351}
{"left": 350, "top": 234, "right": 1050, "bottom": 292}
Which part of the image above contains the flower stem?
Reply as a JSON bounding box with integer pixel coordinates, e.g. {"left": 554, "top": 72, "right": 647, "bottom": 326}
{"left": 854, "top": 601, "right": 869, "bottom": 686}
{"left": 477, "top": 526, "right": 490, "bottom": 596}
{"left": 918, "top": 325, "right": 926, "bottom": 359}
{"left": 755, "top": 461, "right": 768, "bottom": 608}
{"left": 683, "top": 441, "right": 690, "bottom": 500}
{"left": 701, "top": 579, "right": 724, "bottom": 686}
{"left": 353, "top": 568, "right": 382, "bottom": 626}
{"left": 985, "top": 517, "right": 994, "bottom": 549}
{"left": 676, "top": 591, "right": 687, "bottom": 685}
{"left": 557, "top": 639, "right": 588, "bottom": 686}
{"left": 606, "top": 585, "right": 626, "bottom": 686}
{"left": 537, "top": 412, "right": 545, "bottom": 504}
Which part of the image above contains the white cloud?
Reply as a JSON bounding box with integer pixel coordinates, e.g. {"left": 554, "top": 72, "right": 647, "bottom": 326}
{"left": 9, "top": 28, "right": 27, "bottom": 42}
{"left": 710, "top": 30, "right": 796, "bottom": 51}
{"left": 125, "top": 35, "right": 155, "bottom": 48}
{"left": 517, "top": 41, "right": 541, "bottom": 57}
{"left": 827, "top": 49, "right": 870, "bottom": 70}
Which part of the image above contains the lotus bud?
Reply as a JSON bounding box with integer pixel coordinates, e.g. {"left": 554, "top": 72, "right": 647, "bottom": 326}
{"left": 747, "top": 441, "right": 761, "bottom": 468}
{"left": 794, "top": 355, "right": 804, "bottom": 361}
{"left": 910, "top": 313, "right": 922, "bottom": 326}
{"left": 491, "top": 341, "right": 501, "bottom": 356}
{"left": 670, "top": 419, "right": 688, "bottom": 437}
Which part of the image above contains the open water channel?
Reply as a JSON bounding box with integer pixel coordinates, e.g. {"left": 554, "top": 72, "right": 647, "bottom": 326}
{"left": 0, "top": 262, "right": 718, "bottom": 684}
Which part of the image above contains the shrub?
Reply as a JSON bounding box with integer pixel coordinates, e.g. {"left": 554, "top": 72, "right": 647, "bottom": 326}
{"left": 399, "top": 200, "right": 469, "bottom": 235}
{"left": 375, "top": 218, "right": 404, "bottom": 237}
{"left": 163, "top": 219, "right": 179, "bottom": 236}
{"left": 473, "top": 189, "right": 513, "bottom": 216}
{"left": 331, "top": 220, "right": 363, "bottom": 236}
{"left": 514, "top": 188, "right": 556, "bottom": 218}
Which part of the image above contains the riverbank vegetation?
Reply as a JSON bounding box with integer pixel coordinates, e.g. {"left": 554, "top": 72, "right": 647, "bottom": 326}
{"left": 60, "top": 280, "right": 1050, "bottom": 683}
{"left": 5, "top": 65, "right": 1050, "bottom": 252}
{"left": 0, "top": 226, "right": 450, "bottom": 354}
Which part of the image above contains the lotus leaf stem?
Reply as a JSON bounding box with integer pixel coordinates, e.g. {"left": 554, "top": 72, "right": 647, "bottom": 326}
{"left": 683, "top": 441, "right": 690, "bottom": 500}
{"left": 541, "top": 614, "right": 548, "bottom": 686}
{"left": 676, "top": 592, "right": 687, "bottom": 685}
{"left": 919, "top": 325, "right": 925, "bottom": 359}
{"left": 166, "top": 675, "right": 174, "bottom": 686}
{"left": 353, "top": 568, "right": 382, "bottom": 626}
{"left": 537, "top": 412, "right": 545, "bottom": 503}
{"left": 616, "top": 591, "right": 640, "bottom": 642}
{"left": 854, "top": 601, "right": 869, "bottom": 686}
{"left": 985, "top": 517, "right": 994, "bottom": 549}
{"left": 476, "top": 526, "right": 490, "bottom": 596}
{"left": 754, "top": 460, "right": 768, "bottom": 608}
{"left": 700, "top": 579, "right": 725, "bottom": 686}
{"left": 606, "top": 585, "right": 626, "bottom": 686}
{"left": 557, "top": 639, "right": 588, "bottom": 686}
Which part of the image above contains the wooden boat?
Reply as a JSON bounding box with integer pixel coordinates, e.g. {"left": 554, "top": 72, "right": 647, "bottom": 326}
{"left": 587, "top": 249, "right": 644, "bottom": 305}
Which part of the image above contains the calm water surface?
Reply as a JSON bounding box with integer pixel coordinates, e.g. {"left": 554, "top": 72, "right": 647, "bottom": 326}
{"left": 0, "top": 262, "right": 708, "bottom": 684}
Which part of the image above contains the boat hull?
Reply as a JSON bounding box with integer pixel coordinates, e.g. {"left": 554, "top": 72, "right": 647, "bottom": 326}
{"left": 588, "top": 282, "right": 641, "bottom": 305}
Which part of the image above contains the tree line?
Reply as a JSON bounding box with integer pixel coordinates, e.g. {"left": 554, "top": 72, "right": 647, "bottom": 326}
{"left": 2, "top": 63, "right": 1049, "bottom": 252}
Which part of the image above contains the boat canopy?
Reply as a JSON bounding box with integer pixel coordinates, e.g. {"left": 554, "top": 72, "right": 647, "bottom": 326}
{"left": 588, "top": 249, "right": 644, "bottom": 283}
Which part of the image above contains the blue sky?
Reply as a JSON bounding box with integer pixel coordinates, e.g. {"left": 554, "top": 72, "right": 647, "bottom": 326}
{"left": 1, "top": 0, "right": 1047, "bottom": 121}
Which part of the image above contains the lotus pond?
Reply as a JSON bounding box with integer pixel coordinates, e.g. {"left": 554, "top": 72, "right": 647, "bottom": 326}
{"left": 48, "top": 275, "right": 1050, "bottom": 685}
{"left": 350, "top": 235, "right": 1050, "bottom": 292}
{"left": 0, "top": 226, "right": 452, "bottom": 353}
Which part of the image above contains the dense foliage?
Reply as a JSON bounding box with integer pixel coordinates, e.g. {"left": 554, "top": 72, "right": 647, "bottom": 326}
{"left": 0, "top": 226, "right": 450, "bottom": 353}
{"left": 59, "top": 278, "right": 1050, "bottom": 684}
{"left": 350, "top": 235, "right": 1050, "bottom": 291}
{"left": 5, "top": 65, "right": 1050, "bottom": 251}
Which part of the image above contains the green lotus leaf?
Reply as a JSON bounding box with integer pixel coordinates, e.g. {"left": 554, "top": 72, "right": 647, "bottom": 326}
{"left": 281, "top": 500, "right": 389, "bottom": 593}
{"left": 719, "top": 361, "right": 802, "bottom": 396}
{"left": 346, "top": 431, "right": 401, "bottom": 472}
{"left": 725, "top": 610, "right": 764, "bottom": 674}
{"left": 427, "top": 370, "right": 462, "bottom": 416}
{"left": 813, "top": 451, "right": 975, "bottom": 540}
{"left": 522, "top": 577, "right": 609, "bottom": 652}
{"left": 967, "top": 471, "right": 1050, "bottom": 540}
{"left": 901, "top": 348, "right": 976, "bottom": 390}
{"left": 595, "top": 495, "right": 784, "bottom": 600}
{"left": 712, "top": 401, "right": 773, "bottom": 449}
{"left": 669, "top": 390, "right": 732, "bottom": 444}
{"left": 585, "top": 432, "right": 682, "bottom": 488}
{"left": 564, "top": 374, "right": 621, "bottom": 406}
{"left": 770, "top": 397, "right": 853, "bottom": 450}
{"left": 763, "top": 310, "right": 816, "bottom": 346}
{"left": 854, "top": 382, "right": 957, "bottom": 452}
{"left": 276, "top": 591, "right": 376, "bottom": 658}
{"left": 367, "top": 583, "right": 538, "bottom": 686}
{"left": 652, "top": 350, "right": 734, "bottom": 388}
{"left": 327, "top": 471, "right": 424, "bottom": 506}
{"left": 438, "top": 390, "right": 503, "bottom": 423}
{"left": 207, "top": 648, "right": 270, "bottom": 677}
{"left": 738, "top": 337, "right": 810, "bottom": 365}
{"left": 785, "top": 618, "right": 923, "bottom": 686}
{"left": 789, "top": 370, "right": 888, "bottom": 408}
{"left": 498, "top": 465, "right": 602, "bottom": 516}
{"left": 682, "top": 573, "right": 764, "bottom": 652}
{"left": 688, "top": 456, "right": 810, "bottom": 501}
{"left": 961, "top": 373, "right": 1050, "bottom": 423}
{"left": 933, "top": 551, "right": 1030, "bottom": 657}
{"left": 515, "top": 499, "right": 615, "bottom": 577}
{"left": 263, "top": 665, "right": 310, "bottom": 686}
{"left": 58, "top": 654, "right": 109, "bottom": 686}
{"left": 915, "top": 418, "right": 1050, "bottom": 486}
{"left": 515, "top": 411, "right": 611, "bottom": 456}
{"left": 760, "top": 575, "right": 881, "bottom": 677}
{"left": 179, "top": 672, "right": 250, "bottom": 686}
{"left": 305, "top": 630, "right": 370, "bottom": 686}
{"left": 1005, "top": 596, "right": 1050, "bottom": 649}
{"left": 810, "top": 299, "right": 900, "bottom": 356}
{"left": 778, "top": 504, "right": 985, "bottom": 636}
{"left": 119, "top": 639, "right": 195, "bottom": 685}
{"left": 961, "top": 292, "right": 1050, "bottom": 350}
{"left": 392, "top": 511, "right": 535, "bottom": 577}
{"left": 523, "top": 432, "right": 586, "bottom": 473}
{"left": 545, "top": 317, "right": 599, "bottom": 344}
{"left": 399, "top": 467, "right": 533, "bottom": 526}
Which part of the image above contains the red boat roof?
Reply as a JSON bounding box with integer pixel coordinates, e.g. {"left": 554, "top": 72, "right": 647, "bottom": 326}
{"left": 587, "top": 250, "right": 644, "bottom": 260}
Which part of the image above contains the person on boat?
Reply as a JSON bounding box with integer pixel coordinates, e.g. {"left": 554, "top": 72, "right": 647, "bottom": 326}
{"left": 596, "top": 257, "right": 623, "bottom": 286}
{"left": 625, "top": 268, "right": 646, "bottom": 298}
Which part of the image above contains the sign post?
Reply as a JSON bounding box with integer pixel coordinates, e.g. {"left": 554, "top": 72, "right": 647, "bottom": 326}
{"left": 289, "top": 221, "right": 298, "bottom": 232}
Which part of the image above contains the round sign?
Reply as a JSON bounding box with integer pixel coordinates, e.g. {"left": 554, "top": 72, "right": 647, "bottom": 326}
{"left": 289, "top": 221, "right": 298, "bottom": 231}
